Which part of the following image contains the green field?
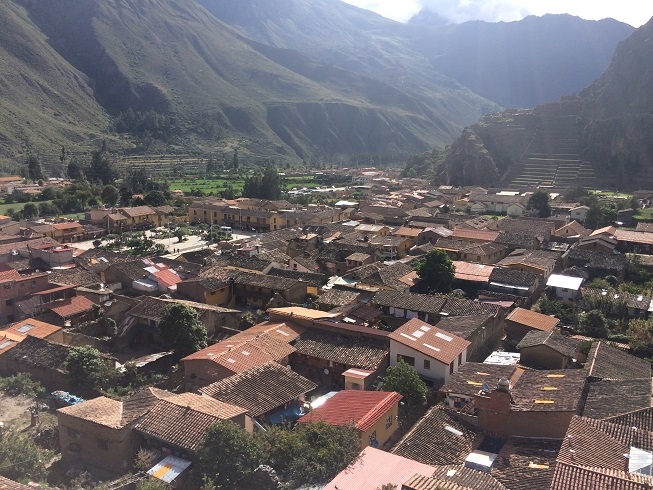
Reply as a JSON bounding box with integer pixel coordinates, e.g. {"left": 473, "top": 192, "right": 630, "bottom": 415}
{"left": 166, "top": 174, "right": 319, "bottom": 195}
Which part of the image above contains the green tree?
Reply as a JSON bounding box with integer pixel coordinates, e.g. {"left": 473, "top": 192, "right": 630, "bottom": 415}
{"left": 0, "top": 428, "right": 52, "bottom": 482}
{"left": 67, "top": 158, "right": 84, "bottom": 181}
{"left": 194, "top": 420, "right": 263, "bottom": 488}
{"left": 260, "top": 164, "right": 284, "bottom": 200}
{"left": 25, "top": 154, "right": 45, "bottom": 181}
{"left": 22, "top": 202, "right": 38, "bottom": 219}
{"left": 86, "top": 142, "right": 116, "bottom": 185}
{"left": 580, "top": 309, "right": 609, "bottom": 338}
{"left": 242, "top": 172, "right": 262, "bottom": 198}
{"left": 64, "top": 345, "right": 115, "bottom": 389}
{"left": 144, "top": 190, "right": 168, "bottom": 207}
{"left": 231, "top": 149, "right": 239, "bottom": 170}
{"left": 158, "top": 303, "right": 208, "bottom": 359}
{"left": 101, "top": 185, "right": 120, "bottom": 207}
{"left": 136, "top": 478, "right": 169, "bottom": 490}
{"left": 629, "top": 318, "right": 653, "bottom": 357}
{"left": 257, "top": 422, "right": 360, "bottom": 486}
{"left": 382, "top": 358, "right": 427, "bottom": 405}
{"left": 415, "top": 249, "right": 455, "bottom": 293}
{"left": 527, "top": 190, "right": 551, "bottom": 218}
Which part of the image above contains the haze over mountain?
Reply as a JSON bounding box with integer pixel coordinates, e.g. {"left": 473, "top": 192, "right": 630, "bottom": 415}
{"left": 0, "top": 0, "right": 636, "bottom": 165}
{"left": 428, "top": 16, "right": 653, "bottom": 190}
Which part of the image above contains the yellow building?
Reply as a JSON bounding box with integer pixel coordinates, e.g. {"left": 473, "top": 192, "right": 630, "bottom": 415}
{"left": 297, "top": 390, "right": 402, "bottom": 450}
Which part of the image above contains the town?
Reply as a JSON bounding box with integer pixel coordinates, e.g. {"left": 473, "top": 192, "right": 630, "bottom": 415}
{"left": 1, "top": 168, "right": 653, "bottom": 490}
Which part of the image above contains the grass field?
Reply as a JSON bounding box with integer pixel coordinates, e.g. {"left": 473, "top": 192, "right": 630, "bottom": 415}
{"left": 165, "top": 174, "right": 319, "bottom": 195}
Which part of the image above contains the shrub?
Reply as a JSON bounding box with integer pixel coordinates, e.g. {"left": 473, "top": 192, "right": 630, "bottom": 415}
{"left": 0, "top": 373, "right": 46, "bottom": 398}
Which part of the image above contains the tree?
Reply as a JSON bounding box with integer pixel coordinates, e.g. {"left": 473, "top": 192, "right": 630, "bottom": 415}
{"left": 194, "top": 420, "right": 263, "bottom": 488}
{"left": 64, "top": 345, "right": 115, "bottom": 389}
{"left": 580, "top": 310, "right": 609, "bottom": 338}
{"left": 22, "top": 202, "right": 38, "bottom": 219}
{"left": 527, "top": 190, "right": 551, "bottom": 218}
{"left": 86, "top": 143, "right": 116, "bottom": 185}
{"left": 259, "top": 164, "right": 284, "bottom": 200}
{"left": 415, "top": 249, "right": 455, "bottom": 293}
{"left": 242, "top": 172, "right": 262, "bottom": 198}
{"left": 67, "top": 158, "right": 84, "bottom": 181}
{"left": 144, "top": 190, "right": 168, "bottom": 207}
{"left": 382, "top": 358, "right": 427, "bottom": 405}
{"left": 158, "top": 303, "right": 208, "bottom": 358}
{"left": 0, "top": 428, "right": 52, "bottom": 482}
{"left": 25, "top": 154, "right": 45, "bottom": 181}
{"left": 256, "top": 422, "right": 360, "bottom": 486}
{"left": 231, "top": 149, "right": 239, "bottom": 170}
{"left": 101, "top": 185, "right": 120, "bottom": 206}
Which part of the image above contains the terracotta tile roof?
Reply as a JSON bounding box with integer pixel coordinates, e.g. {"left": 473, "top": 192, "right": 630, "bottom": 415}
{"left": 52, "top": 221, "right": 82, "bottom": 230}
{"left": 505, "top": 308, "right": 559, "bottom": 332}
{"left": 134, "top": 393, "right": 247, "bottom": 452}
{"left": 490, "top": 438, "right": 561, "bottom": 490}
{"left": 452, "top": 261, "right": 494, "bottom": 282}
{"left": 388, "top": 318, "right": 471, "bottom": 365}
{"left": 200, "top": 361, "right": 317, "bottom": 417}
{"left": 394, "top": 226, "right": 422, "bottom": 238}
{"left": 489, "top": 268, "right": 539, "bottom": 288}
{"left": 2, "top": 336, "right": 70, "bottom": 371}
{"left": 392, "top": 406, "right": 483, "bottom": 466}
{"left": 0, "top": 476, "right": 34, "bottom": 490}
{"left": 451, "top": 228, "right": 500, "bottom": 242}
{"left": 151, "top": 268, "right": 182, "bottom": 288}
{"left": 58, "top": 396, "right": 124, "bottom": 428}
{"left": 267, "top": 306, "right": 337, "bottom": 321}
{"left": 43, "top": 295, "right": 95, "bottom": 318}
{"left": 181, "top": 334, "right": 296, "bottom": 374}
{"left": 2, "top": 317, "right": 62, "bottom": 339}
{"left": 438, "top": 296, "right": 501, "bottom": 317}
{"left": 409, "top": 465, "right": 507, "bottom": 490}
{"left": 582, "top": 379, "right": 652, "bottom": 419}
{"left": 266, "top": 267, "right": 327, "bottom": 287}
{"left": 236, "top": 320, "right": 306, "bottom": 343}
{"left": 516, "top": 330, "right": 582, "bottom": 357}
{"left": 0, "top": 268, "right": 21, "bottom": 282}
{"left": 606, "top": 407, "right": 653, "bottom": 432}
{"left": 509, "top": 369, "right": 587, "bottom": 412}
{"left": 372, "top": 290, "right": 447, "bottom": 316}
{"left": 585, "top": 341, "right": 651, "bottom": 380}
{"left": 435, "top": 315, "right": 492, "bottom": 341}
{"left": 316, "top": 288, "right": 362, "bottom": 308}
{"left": 292, "top": 330, "right": 388, "bottom": 371}
{"left": 324, "top": 446, "right": 435, "bottom": 490}
{"left": 440, "top": 362, "right": 516, "bottom": 397}
{"left": 615, "top": 229, "right": 653, "bottom": 246}
{"left": 118, "top": 205, "right": 156, "bottom": 217}
{"left": 550, "top": 462, "right": 653, "bottom": 490}
{"left": 297, "top": 390, "right": 402, "bottom": 432}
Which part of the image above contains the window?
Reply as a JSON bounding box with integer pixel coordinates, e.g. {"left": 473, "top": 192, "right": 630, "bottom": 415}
{"left": 423, "top": 359, "right": 431, "bottom": 370}
{"left": 31, "top": 281, "right": 36, "bottom": 289}
{"left": 397, "top": 354, "right": 415, "bottom": 367}
{"left": 351, "top": 382, "right": 361, "bottom": 390}
{"left": 96, "top": 438, "right": 108, "bottom": 451}
{"left": 385, "top": 415, "right": 393, "bottom": 429}
{"left": 5, "top": 299, "right": 11, "bottom": 307}
{"left": 450, "top": 362, "right": 455, "bottom": 374}
{"left": 458, "top": 352, "right": 462, "bottom": 365}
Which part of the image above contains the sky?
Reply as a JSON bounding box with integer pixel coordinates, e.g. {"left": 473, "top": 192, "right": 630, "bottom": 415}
{"left": 341, "top": 0, "right": 653, "bottom": 28}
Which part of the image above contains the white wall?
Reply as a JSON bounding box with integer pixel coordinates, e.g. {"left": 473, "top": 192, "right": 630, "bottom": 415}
{"left": 389, "top": 339, "right": 466, "bottom": 382}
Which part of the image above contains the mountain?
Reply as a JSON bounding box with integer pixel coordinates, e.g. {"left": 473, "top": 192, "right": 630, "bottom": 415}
{"left": 408, "top": 14, "right": 634, "bottom": 108}
{"left": 431, "top": 16, "right": 653, "bottom": 190}
{"left": 0, "top": 2, "right": 108, "bottom": 159}
{"left": 0, "top": 0, "right": 635, "bottom": 166}
{"left": 203, "top": 1, "right": 633, "bottom": 109}
{"left": 408, "top": 8, "right": 449, "bottom": 26}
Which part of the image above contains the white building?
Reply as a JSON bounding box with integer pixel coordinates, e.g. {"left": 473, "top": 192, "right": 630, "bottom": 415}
{"left": 388, "top": 318, "right": 470, "bottom": 383}
{"left": 546, "top": 274, "right": 584, "bottom": 301}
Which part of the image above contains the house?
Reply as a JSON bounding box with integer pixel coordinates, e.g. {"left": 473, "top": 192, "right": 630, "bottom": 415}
{"left": 615, "top": 229, "right": 653, "bottom": 253}
{"left": 0, "top": 269, "right": 50, "bottom": 325}
{"left": 232, "top": 272, "right": 307, "bottom": 308}
{"left": 562, "top": 247, "right": 626, "bottom": 280}
{"left": 576, "top": 234, "right": 617, "bottom": 253}
{"left": 181, "top": 320, "right": 305, "bottom": 384}
{"left": 546, "top": 273, "right": 584, "bottom": 301}
{"left": 345, "top": 252, "right": 374, "bottom": 270}
{"left": 372, "top": 290, "right": 446, "bottom": 324}
{"left": 117, "top": 206, "right": 158, "bottom": 230}
{"left": 290, "top": 328, "right": 389, "bottom": 390}
{"left": 451, "top": 228, "right": 500, "bottom": 244}
{"left": 187, "top": 200, "right": 229, "bottom": 225}
{"left": 266, "top": 267, "right": 326, "bottom": 296}
{"left": 496, "top": 249, "right": 559, "bottom": 278}
{"left": 436, "top": 314, "right": 505, "bottom": 363}
{"left": 316, "top": 288, "right": 362, "bottom": 310}
{"left": 516, "top": 330, "right": 584, "bottom": 369}
{"left": 416, "top": 226, "right": 453, "bottom": 245}
{"left": 41, "top": 295, "right": 96, "bottom": 327}
{"left": 553, "top": 220, "right": 590, "bottom": 240}
{"left": 0, "top": 317, "right": 63, "bottom": 344}
{"left": 452, "top": 260, "right": 494, "bottom": 294}
{"left": 550, "top": 415, "right": 653, "bottom": 490}
{"left": 200, "top": 361, "right": 316, "bottom": 424}
{"left": 388, "top": 318, "right": 470, "bottom": 383}
{"left": 51, "top": 221, "right": 84, "bottom": 242}
{"left": 434, "top": 239, "right": 510, "bottom": 264}
{"left": 570, "top": 205, "right": 590, "bottom": 223}
{"left": 505, "top": 307, "right": 559, "bottom": 344}
{"left": 134, "top": 393, "right": 252, "bottom": 461}
{"left": 488, "top": 268, "right": 540, "bottom": 301}
{"left": 297, "top": 390, "right": 402, "bottom": 450}
{"left": 454, "top": 367, "right": 587, "bottom": 438}
{"left": 57, "top": 387, "right": 169, "bottom": 474}
{"left": 324, "top": 447, "right": 435, "bottom": 490}
{"left": 582, "top": 341, "right": 653, "bottom": 419}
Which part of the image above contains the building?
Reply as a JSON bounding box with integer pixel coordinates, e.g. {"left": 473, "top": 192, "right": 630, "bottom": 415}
{"left": 505, "top": 307, "right": 559, "bottom": 344}
{"left": 516, "top": 330, "right": 584, "bottom": 369}
{"left": 200, "top": 361, "right": 316, "bottom": 424}
{"left": 297, "top": 390, "right": 402, "bottom": 450}
{"left": 570, "top": 205, "right": 590, "bottom": 223}
{"left": 57, "top": 388, "right": 169, "bottom": 474}
{"left": 546, "top": 273, "right": 584, "bottom": 301}
{"left": 388, "top": 318, "right": 470, "bottom": 383}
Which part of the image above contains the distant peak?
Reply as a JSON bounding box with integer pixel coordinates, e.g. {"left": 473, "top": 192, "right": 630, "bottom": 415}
{"left": 408, "top": 8, "right": 449, "bottom": 26}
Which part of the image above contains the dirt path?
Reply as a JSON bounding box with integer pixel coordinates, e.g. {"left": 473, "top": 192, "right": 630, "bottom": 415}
{"left": 0, "top": 394, "right": 33, "bottom": 426}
